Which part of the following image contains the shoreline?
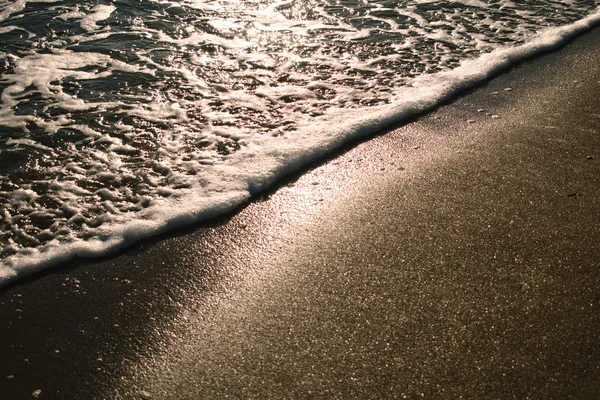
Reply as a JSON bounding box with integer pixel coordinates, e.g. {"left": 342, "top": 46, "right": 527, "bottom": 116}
{"left": 1, "top": 27, "right": 600, "bottom": 399}
{"left": 3, "top": 11, "right": 600, "bottom": 289}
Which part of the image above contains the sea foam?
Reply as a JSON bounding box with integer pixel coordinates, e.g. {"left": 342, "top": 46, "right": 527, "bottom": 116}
{"left": 1, "top": 1, "right": 599, "bottom": 286}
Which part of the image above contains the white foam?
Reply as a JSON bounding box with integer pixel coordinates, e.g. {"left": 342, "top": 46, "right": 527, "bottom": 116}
{"left": 5, "top": 138, "right": 52, "bottom": 152}
{"left": 0, "top": 0, "right": 59, "bottom": 23}
{"left": 54, "top": 4, "right": 116, "bottom": 32}
{"left": 0, "top": 25, "right": 28, "bottom": 36}
{"left": 79, "top": 4, "right": 116, "bottom": 32}
{"left": 1, "top": 5, "right": 599, "bottom": 286}
{"left": 0, "top": 49, "right": 153, "bottom": 128}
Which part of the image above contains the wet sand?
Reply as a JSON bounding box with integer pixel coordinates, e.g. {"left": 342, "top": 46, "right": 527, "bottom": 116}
{"left": 1, "top": 28, "right": 600, "bottom": 399}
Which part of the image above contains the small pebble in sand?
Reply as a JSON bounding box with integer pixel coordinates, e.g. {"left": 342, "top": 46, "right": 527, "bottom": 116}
{"left": 412, "top": 146, "right": 420, "bottom": 150}
{"left": 491, "top": 91, "right": 499, "bottom": 95}
{"left": 491, "top": 115, "right": 500, "bottom": 119}
{"left": 467, "top": 119, "right": 475, "bottom": 124}
{"left": 32, "top": 390, "right": 41, "bottom": 398}
{"left": 586, "top": 156, "right": 594, "bottom": 160}
{"left": 139, "top": 391, "right": 153, "bottom": 399}
{"left": 477, "top": 109, "right": 485, "bottom": 113}
{"left": 504, "top": 87, "right": 513, "bottom": 91}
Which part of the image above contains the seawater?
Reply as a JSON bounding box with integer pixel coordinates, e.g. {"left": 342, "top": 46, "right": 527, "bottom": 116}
{"left": 1, "top": 0, "right": 599, "bottom": 285}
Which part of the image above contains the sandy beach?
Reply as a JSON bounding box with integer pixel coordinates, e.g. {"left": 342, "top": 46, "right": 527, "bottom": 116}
{"left": 1, "top": 27, "right": 599, "bottom": 399}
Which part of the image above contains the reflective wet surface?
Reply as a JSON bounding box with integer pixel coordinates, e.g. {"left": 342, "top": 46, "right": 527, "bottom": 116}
{"left": 0, "top": 0, "right": 597, "bottom": 271}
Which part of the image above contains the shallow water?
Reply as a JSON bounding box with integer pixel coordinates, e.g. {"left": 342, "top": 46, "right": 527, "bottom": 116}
{"left": 0, "top": 0, "right": 599, "bottom": 284}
